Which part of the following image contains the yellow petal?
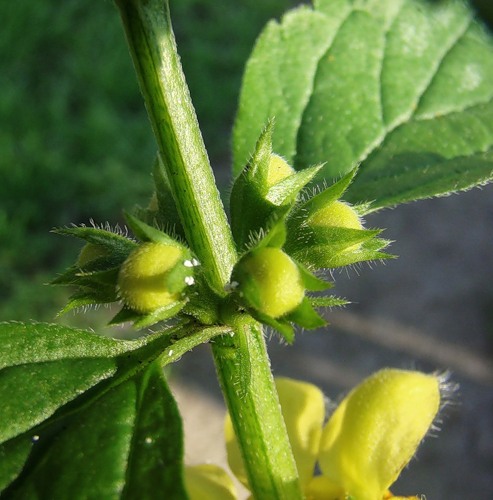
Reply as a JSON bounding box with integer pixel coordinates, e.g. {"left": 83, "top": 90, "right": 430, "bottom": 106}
{"left": 184, "top": 464, "right": 237, "bottom": 500}
{"left": 318, "top": 369, "right": 440, "bottom": 500}
{"left": 275, "top": 377, "right": 325, "bottom": 489}
{"left": 305, "top": 476, "right": 345, "bottom": 500}
{"left": 224, "top": 377, "right": 325, "bottom": 490}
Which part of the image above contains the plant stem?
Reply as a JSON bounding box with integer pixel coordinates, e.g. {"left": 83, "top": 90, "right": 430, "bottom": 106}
{"left": 214, "top": 312, "right": 303, "bottom": 498}
{"left": 115, "top": 0, "right": 235, "bottom": 294}
{"left": 114, "top": 1, "right": 302, "bottom": 498}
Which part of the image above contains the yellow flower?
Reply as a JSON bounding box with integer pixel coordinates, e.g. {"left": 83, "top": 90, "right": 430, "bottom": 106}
{"left": 185, "top": 369, "right": 444, "bottom": 500}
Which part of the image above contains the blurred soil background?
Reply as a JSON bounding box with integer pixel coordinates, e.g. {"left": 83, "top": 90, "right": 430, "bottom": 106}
{"left": 1, "top": 0, "right": 492, "bottom": 498}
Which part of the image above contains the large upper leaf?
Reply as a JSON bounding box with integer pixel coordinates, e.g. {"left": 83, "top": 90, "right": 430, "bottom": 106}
{"left": 0, "top": 321, "right": 229, "bottom": 496}
{"left": 233, "top": 0, "right": 493, "bottom": 211}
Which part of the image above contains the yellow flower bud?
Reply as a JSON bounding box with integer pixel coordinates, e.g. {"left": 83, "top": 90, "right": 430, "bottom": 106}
{"left": 318, "top": 369, "right": 441, "bottom": 500}
{"left": 266, "top": 154, "right": 295, "bottom": 186}
{"left": 308, "top": 200, "right": 362, "bottom": 230}
{"left": 233, "top": 247, "right": 304, "bottom": 318}
{"left": 117, "top": 242, "right": 185, "bottom": 313}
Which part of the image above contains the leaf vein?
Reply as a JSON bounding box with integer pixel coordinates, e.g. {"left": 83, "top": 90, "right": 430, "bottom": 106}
{"left": 378, "top": 0, "right": 407, "bottom": 129}
{"left": 294, "top": 6, "right": 355, "bottom": 163}
{"left": 356, "top": 15, "right": 474, "bottom": 171}
{"left": 411, "top": 18, "right": 474, "bottom": 120}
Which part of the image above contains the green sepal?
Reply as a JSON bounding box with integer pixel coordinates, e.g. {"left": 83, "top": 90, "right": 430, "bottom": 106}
{"left": 284, "top": 297, "right": 326, "bottom": 330}
{"left": 53, "top": 226, "right": 137, "bottom": 257}
{"left": 309, "top": 296, "right": 348, "bottom": 308}
{"left": 51, "top": 267, "right": 119, "bottom": 303}
{"left": 57, "top": 293, "right": 106, "bottom": 316}
{"left": 76, "top": 267, "right": 120, "bottom": 287}
{"left": 230, "top": 122, "right": 275, "bottom": 248}
{"left": 51, "top": 226, "right": 137, "bottom": 310}
{"left": 286, "top": 225, "right": 393, "bottom": 268}
{"left": 251, "top": 216, "right": 288, "bottom": 251}
{"left": 297, "top": 262, "right": 332, "bottom": 292}
{"left": 109, "top": 298, "right": 188, "bottom": 330}
{"left": 123, "top": 211, "right": 184, "bottom": 247}
{"left": 52, "top": 260, "right": 122, "bottom": 286}
{"left": 265, "top": 164, "right": 322, "bottom": 206}
{"left": 293, "top": 167, "right": 358, "bottom": 218}
{"left": 250, "top": 309, "right": 295, "bottom": 344}
{"left": 164, "top": 255, "right": 195, "bottom": 294}
{"left": 51, "top": 265, "right": 86, "bottom": 286}
{"left": 53, "top": 267, "right": 121, "bottom": 314}
{"left": 230, "top": 122, "right": 319, "bottom": 250}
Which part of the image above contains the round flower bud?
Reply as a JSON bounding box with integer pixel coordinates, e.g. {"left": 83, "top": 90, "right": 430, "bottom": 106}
{"left": 308, "top": 200, "right": 363, "bottom": 254}
{"left": 308, "top": 200, "right": 362, "bottom": 230}
{"left": 233, "top": 247, "right": 304, "bottom": 318}
{"left": 266, "top": 154, "right": 295, "bottom": 187}
{"left": 117, "top": 242, "right": 186, "bottom": 313}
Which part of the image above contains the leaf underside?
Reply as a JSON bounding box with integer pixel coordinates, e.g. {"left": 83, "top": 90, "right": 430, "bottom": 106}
{"left": 233, "top": 0, "right": 493, "bottom": 211}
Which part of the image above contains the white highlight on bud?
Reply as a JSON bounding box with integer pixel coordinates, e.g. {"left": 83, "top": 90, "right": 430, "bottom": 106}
{"left": 184, "top": 258, "right": 201, "bottom": 267}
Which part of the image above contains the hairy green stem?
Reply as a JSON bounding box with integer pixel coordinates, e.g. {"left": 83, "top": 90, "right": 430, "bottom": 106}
{"left": 115, "top": 0, "right": 235, "bottom": 293}
{"left": 114, "top": 1, "right": 302, "bottom": 498}
{"left": 214, "top": 312, "right": 303, "bottom": 498}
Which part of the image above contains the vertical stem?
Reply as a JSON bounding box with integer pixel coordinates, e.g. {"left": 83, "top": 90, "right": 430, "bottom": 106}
{"left": 114, "top": 1, "right": 302, "bottom": 498}
{"left": 115, "top": 0, "right": 235, "bottom": 293}
{"left": 214, "top": 313, "right": 303, "bottom": 499}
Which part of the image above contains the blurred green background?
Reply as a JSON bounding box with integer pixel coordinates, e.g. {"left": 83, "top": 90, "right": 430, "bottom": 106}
{"left": 0, "top": 0, "right": 492, "bottom": 324}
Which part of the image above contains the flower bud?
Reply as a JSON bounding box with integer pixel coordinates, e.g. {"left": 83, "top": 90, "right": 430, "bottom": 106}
{"left": 232, "top": 247, "right": 305, "bottom": 318}
{"left": 308, "top": 200, "right": 362, "bottom": 230}
{"left": 76, "top": 243, "right": 109, "bottom": 267}
{"left": 266, "top": 154, "right": 295, "bottom": 187}
{"left": 117, "top": 242, "right": 191, "bottom": 313}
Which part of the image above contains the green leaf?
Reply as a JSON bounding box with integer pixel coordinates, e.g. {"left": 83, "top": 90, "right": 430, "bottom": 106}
{"left": 5, "top": 363, "right": 188, "bottom": 499}
{"left": 233, "top": 0, "right": 493, "bottom": 210}
{"left": 0, "top": 437, "right": 32, "bottom": 492}
{"left": 0, "top": 321, "right": 230, "bottom": 453}
{"left": 123, "top": 363, "right": 187, "bottom": 499}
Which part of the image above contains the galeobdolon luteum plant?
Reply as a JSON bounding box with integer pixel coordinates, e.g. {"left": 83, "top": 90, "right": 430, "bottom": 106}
{"left": 1, "top": 0, "right": 492, "bottom": 498}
